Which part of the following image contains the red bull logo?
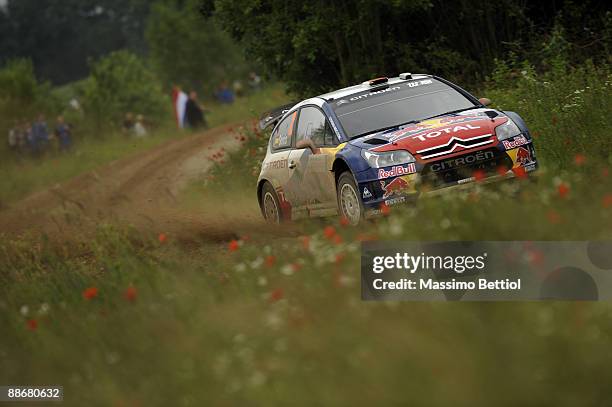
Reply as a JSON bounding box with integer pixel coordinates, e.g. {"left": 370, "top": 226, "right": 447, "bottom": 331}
{"left": 380, "top": 177, "right": 410, "bottom": 199}
{"left": 516, "top": 147, "right": 532, "bottom": 165}
{"left": 377, "top": 163, "right": 416, "bottom": 179}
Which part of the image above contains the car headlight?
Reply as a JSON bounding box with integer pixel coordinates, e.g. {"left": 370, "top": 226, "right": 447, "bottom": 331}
{"left": 361, "top": 149, "right": 415, "bottom": 168}
{"left": 495, "top": 119, "right": 521, "bottom": 141}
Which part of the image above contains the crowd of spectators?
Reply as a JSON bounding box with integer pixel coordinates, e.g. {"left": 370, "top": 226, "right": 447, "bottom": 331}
{"left": 6, "top": 114, "right": 73, "bottom": 157}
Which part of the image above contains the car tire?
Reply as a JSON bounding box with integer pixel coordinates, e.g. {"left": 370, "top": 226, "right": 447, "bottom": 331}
{"left": 337, "top": 171, "right": 364, "bottom": 225}
{"left": 261, "top": 182, "right": 282, "bottom": 223}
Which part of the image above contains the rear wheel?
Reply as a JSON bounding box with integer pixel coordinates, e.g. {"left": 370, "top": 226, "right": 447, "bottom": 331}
{"left": 261, "top": 182, "right": 281, "bottom": 223}
{"left": 337, "top": 171, "right": 364, "bottom": 225}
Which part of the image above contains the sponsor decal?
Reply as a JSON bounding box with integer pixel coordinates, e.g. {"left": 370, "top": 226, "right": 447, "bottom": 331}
{"left": 385, "top": 196, "right": 406, "bottom": 206}
{"left": 430, "top": 150, "right": 495, "bottom": 172}
{"left": 380, "top": 177, "right": 410, "bottom": 199}
{"left": 411, "top": 124, "right": 482, "bottom": 142}
{"left": 377, "top": 163, "right": 416, "bottom": 179}
{"left": 265, "top": 159, "right": 287, "bottom": 169}
{"left": 516, "top": 147, "right": 533, "bottom": 166}
{"left": 349, "top": 86, "right": 401, "bottom": 102}
{"left": 363, "top": 187, "right": 372, "bottom": 199}
{"left": 457, "top": 177, "right": 476, "bottom": 184}
{"left": 502, "top": 135, "right": 528, "bottom": 149}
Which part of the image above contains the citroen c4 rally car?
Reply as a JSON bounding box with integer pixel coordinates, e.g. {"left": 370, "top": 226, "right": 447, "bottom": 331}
{"left": 257, "top": 74, "right": 538, "bottom": 225}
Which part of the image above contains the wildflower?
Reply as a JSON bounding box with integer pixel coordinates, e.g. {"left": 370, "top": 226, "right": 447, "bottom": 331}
{"left": 265, "top": 255, "right": 276, "bottom": 267}
{"left": 335, "top": 253, "right": 346, "bottom": 264}
{"left": 333, "top": 234, "right": 343, "bottom": 245}
{"left": 301, "top": 236, "right": 311, "bottom": 250}
{"left": 339, "top": 217, "right": 350, "bottom": 227}
{"left": 380, "top": 203, "right": 391, "bottom": 216}
{"left": 83, "top": 287, "right": 98, "bottom": 300}
{"left": 323, "top": 226, "right": 336, "bottom": 239}
{"left": 602, "top": 168, "right": 609, "bottom": 178}
{"left": 574, "top": 154, "right": 586, "bottom": 166}
{"left": 268, "top": 288, "right": 284, "bottom": 303}
{"left": 26, "top": 319, "right": 38, "bottom": 331}
{"left": 603, "top": 194, "right": 612, "bottom": 209}
{"left": 547, "top": 210, "right": 561, "bottom": 224}
{"left": 472, "top": 170, "right": 485, "bottom": 182}
{"left": 557, "top": 183, "right": 570, "bottom": 199}
{"left": 158, "top": 233, "right": 168, "bottom": 244}
{"left": 228, "top": 240, "right": 240, "bottom": 252}
{"left": 552, "top": 116, "right": 558, "bottom": 126}
{"left": 124, "top": 286, "right": 137, "bottom": 302}
{"left": 20, "top": 305, "right": 29, "bottom": 316}
{"left": 512, "top": 166, "right": 527, "bottom": 179}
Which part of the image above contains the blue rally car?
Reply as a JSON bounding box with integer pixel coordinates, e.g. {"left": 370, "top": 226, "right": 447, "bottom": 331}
{"left": 257, "top": 74, "right": 538, "bottom": 224}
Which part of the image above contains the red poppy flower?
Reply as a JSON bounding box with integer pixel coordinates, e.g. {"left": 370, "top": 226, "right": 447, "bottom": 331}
{"left": 603, "top": 194, "right": 612, "bottom": 209}
{"left": 333, "top": 234, "right": 343, "bottom": 245}
{"left": 301, "top": 235, "right": 311, "bottom": 250}
{"left": 339, "top": 217, "right": 350, "bottom": 227}
{"left": 557, "top": 183, "right": 570, "bottom": 199}
{"left": 547, "top": 210, "right": 561, "bottom": 224}
{"left": 265, "top": 255, "right": 276, "bottom": 267}
{"left": 158, "top": 233, "right": 167, "bottom": 244}
{"left": 496, "top": 166, "right": 508, "bottom": 176}
{"left": 83, "top": 287, "right": 98, "bottom": 300}
{"left": 269, "top": 287, "right": 284, "bottom": 303}
{"left": 291, "top": 263, "right": 302, "bottom": 272}
{"left": 124, "top": 286, "right": 137, "bottom": 302}
{"left": 512, "top": 166, "right": 527, "bottom": 179}
{"left": 323, "top": 226, "right": 336, "bottom": 239}
{"left": 380, "top": 203, "right": 391, "bottom": 216}
{"left": 574, "top": 154, "right": 586, "bottom": 166}
{"left": 228, "top": 240, "right": 240, "bottom": 252}
{"left": 472, "top": 169, "right": 485, "bottom": 182}
{"left": 335, "top": 253, "right": 346, "bottom": 264}
{"left": 26, "top": 319, "right": 38, "bottom": 331}
{"left": 602, "top": 168, "right": 609, "bottom": 178}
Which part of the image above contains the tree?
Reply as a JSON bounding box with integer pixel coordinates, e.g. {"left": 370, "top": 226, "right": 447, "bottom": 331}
{"left": 0, "top": 0, "right": 150, "bottom": 84}
{"left": 201, "top": 0, "right": 612, "bottom": 97}
{"left": 146, "top": 0, "right": 247, "bottom": 92}
{"left": 82, "top": 51, "right": 168, "bottom": 130}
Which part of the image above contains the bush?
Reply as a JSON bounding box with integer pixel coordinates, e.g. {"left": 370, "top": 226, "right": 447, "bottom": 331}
{"left": 82, "top": 51, "right": 169, "bottom": 130}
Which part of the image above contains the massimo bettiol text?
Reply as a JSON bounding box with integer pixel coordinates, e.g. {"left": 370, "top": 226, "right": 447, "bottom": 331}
{"left": 361, "top": 241, "right": 612, "bottom": 301}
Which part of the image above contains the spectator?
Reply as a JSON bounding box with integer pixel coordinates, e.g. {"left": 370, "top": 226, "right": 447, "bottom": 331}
{"left": 17, "top": 121, "right": 28, "bottom": 153}
{"left": 122, "top": 112, "right": 135, "bottom": 134}
{"left": 215, "top": 81, "right": 235, "bottom": 104}
{"left": 134, "top": 114, "right": 148, "bottom": 138}
{"left": 30, "top": 114, "right": 49, "bottom": 156}
{"left": 248, "top": 72, "right": 262, "bottom": 90}
{"left": 55, "top": 115, "right": 73, "bottom": 152}
{"left": 233, "top": 80, "right": 244, "bottom": 97}
{"left": 185, "top": 91, "right": 207, "bottom": 129}
{"left": 7, "top": 120, "right": 18, "bottom": 151}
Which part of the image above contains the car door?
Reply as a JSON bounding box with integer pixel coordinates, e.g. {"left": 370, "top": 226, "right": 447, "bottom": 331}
{"left": 284, "top": 106, "right": 338, "bottom": 216}
{"left": 265, "top": 111, "right": 297, "bottom": 211}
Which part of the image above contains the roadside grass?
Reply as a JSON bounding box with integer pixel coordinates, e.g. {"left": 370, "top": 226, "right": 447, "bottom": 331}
{"left": 1, "top": 64, "right": 612, "bottom": 405}
{"left": 0, "top": 84, "right": 289, "bottom": 205}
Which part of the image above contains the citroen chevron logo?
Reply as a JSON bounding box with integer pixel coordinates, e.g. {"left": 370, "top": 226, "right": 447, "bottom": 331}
{"left": 417, "top": 134, "right": 493, "bottom": 159}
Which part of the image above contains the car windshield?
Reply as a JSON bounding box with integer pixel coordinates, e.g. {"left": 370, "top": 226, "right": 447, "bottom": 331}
{"left": 332, "top": 78, "right": 476, "bottom": 139}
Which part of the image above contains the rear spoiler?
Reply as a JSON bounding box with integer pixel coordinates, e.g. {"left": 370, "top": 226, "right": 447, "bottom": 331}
{"left": 259, "top": 102, "right": 297, "bottom": 130}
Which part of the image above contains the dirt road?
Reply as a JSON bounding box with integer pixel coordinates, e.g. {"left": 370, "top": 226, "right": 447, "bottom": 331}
{"left": 0, "top": 125, "right": 264, "bottom": 243}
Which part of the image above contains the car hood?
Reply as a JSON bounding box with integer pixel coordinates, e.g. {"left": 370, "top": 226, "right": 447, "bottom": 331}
{"left": 349, "top": 109, "right": 508, "bottom": 160}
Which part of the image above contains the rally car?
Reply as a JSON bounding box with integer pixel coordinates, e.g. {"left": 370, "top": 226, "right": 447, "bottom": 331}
{"left": 257, "top": 74, "right": 538, "bottom": 224}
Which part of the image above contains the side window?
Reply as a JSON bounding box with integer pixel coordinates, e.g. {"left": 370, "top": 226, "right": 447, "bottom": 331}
{"left": 296, "top": 106, "right": 336, "bottom": 147}
{"left": 271, "top": 111, "right": 297, "bottom": 150}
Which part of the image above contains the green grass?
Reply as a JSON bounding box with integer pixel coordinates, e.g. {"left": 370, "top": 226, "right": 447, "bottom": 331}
{"left": 1, "top": 63, "right": 612, "bottom": 405}
{"left": 0, "top": 84, "right": 289, "bottom": 205}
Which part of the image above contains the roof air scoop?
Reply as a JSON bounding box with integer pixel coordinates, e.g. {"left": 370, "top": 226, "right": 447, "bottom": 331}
{"left": 399, "top": 72, "right": 412, "bottom": 80}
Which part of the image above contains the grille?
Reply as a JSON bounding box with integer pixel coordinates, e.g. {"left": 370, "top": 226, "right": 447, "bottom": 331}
{"left": 420, "top": 148, "right": 512, "bottom": 188}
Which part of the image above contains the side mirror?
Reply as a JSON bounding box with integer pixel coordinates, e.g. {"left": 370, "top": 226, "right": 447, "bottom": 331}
{"left": 479, "top": 97, "right": 492, "bottom": 106}
{"left": 295, "top": 139, "right": 319, "bottom": 154}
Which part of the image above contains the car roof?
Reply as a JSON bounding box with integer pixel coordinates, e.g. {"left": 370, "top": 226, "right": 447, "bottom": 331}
{"left": 316, "top": 74, "right": 432, "bottom": 101}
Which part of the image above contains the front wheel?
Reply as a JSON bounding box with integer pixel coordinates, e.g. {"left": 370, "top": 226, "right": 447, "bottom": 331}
{"left": 261, "top": 182, "right": 281, "bottom": 223}
{"left": 337, "top": 171, "right": 364, "bottom": 225}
